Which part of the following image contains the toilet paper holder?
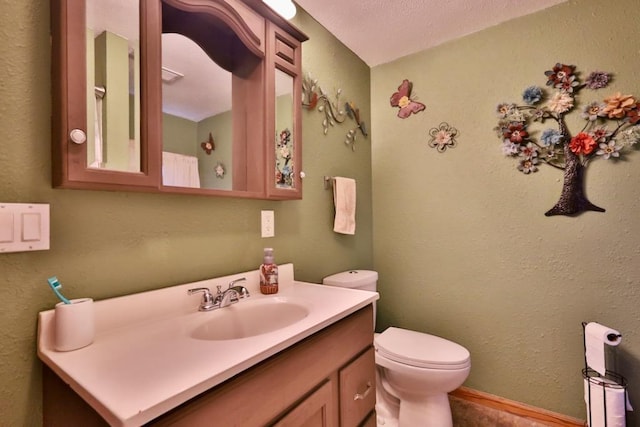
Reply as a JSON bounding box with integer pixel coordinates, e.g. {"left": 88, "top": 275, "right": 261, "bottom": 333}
{"left": 582, "top": 322, "right": 629, "bottom": 427}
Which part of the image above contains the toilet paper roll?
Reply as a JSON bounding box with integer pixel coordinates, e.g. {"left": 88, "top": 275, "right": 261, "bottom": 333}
{"left": 585, "top": 322, "right": 621, "bottom": 376}
{"left": 584, "top": 376, "right": 631, "bottom": 427}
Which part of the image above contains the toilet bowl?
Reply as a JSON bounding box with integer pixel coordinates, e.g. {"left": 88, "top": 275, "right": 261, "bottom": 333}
{"left": 323, "top": 271, "right": 471, "bottom": 427}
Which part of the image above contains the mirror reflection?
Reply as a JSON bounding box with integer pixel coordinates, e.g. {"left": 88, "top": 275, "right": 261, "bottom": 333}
{"left": 161, "top": 33, "right": 233, "bottom": 190}
{"left": 275, "top": 69, "right": 295, "bottom": 189}
{"left": 85, "top": 0, "right": 141, "bottom": 173}
{"left": 82, "top": 0, "right": 302, "bottom": 195}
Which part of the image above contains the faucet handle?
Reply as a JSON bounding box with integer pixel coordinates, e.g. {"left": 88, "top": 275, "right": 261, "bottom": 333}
{"left": 229, "top": 277, "right": 247, "bottom": 287}
{"left": 187, "top": 287, "right": 216, "bottom": 311}
{"left": 228, "top": 277, "right": 250, "bottom": 298}
{"left": 188, "top": 287, "right": 212, "bottom": 301}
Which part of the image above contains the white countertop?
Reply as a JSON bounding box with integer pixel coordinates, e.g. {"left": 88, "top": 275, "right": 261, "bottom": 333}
{"left": 37, "top": 264, "right": 378, "bottom": 426}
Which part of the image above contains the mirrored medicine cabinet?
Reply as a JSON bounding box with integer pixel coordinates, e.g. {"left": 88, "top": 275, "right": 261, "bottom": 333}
{"left": 51, "top": 0, "right": 307, "bottom": 200}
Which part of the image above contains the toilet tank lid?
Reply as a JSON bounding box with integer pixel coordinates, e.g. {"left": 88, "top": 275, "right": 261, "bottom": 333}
{"left": 322, "top": 270, "right": 378, "bottom": 288}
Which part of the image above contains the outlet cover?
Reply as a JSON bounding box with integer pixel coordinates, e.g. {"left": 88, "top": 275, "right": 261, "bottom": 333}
{"left": 261, "top": 210, "right": 274, "bottom": 238}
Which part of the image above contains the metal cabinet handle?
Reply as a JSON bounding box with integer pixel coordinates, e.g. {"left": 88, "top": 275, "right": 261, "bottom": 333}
{"left": 353, "top": 381, "right": 372, "bottom": 401}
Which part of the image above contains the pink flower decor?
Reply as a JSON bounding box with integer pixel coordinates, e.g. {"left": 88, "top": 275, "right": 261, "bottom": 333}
{"left": 585, "top": 71, "right": 610, "bottom": 90}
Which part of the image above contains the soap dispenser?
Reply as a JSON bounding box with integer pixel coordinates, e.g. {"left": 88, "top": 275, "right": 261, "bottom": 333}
{"left": 259, "top": 248, "right": 279, "bottom": 294}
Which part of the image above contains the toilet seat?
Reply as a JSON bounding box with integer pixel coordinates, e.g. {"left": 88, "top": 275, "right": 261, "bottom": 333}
{"left": 375, "top": 327, "right": 470, "bottom": 370}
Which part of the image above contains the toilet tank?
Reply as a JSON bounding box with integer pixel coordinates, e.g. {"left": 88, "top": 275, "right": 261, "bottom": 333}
{"left": 323, "top": 270, "right": 378, "bottom": 329}
{"left": 322, "top": 270, "right": 378, "bottom": 292}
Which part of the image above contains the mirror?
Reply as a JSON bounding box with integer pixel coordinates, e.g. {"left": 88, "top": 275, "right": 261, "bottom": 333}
{"left": 160, "top": 0, "right": 265, "bottom": 193}
{"left": 161, "top": 33, "right": 233, "bottom": 190}
{"left": 274, "top": 69, "right": 295, "bottom": 189}
{"left": 85, "top": 0, "right": 141, "bottom": 173}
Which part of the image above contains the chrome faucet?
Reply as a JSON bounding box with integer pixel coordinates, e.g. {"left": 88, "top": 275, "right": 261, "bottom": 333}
{"left": 187, "top": 277, "right": 250, "bottom": 311}
{"left": 218, "top": 287, "right": 240, "bottom": 309}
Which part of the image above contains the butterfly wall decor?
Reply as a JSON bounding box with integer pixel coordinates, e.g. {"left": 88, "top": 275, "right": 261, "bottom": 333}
{"left": 390, "top": 79, "right": 426, "bottom": 119}
{"left": 200, "top": 132, "right": 215, "bottom": 155}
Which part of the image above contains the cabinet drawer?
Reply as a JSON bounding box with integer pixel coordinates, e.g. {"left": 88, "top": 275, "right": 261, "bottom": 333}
{"left": 339, "top": 347, "right": 376, "bottom": 427}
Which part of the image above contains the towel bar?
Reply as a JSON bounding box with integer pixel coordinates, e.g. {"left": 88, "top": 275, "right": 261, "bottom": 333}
{"left": 323, "top": 176, "right": 334, "bottom": 190}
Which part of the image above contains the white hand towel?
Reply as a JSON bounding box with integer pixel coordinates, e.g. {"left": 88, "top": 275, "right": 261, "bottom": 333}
{"left": 333, "top": 177, "right": 356, "bottom": 235}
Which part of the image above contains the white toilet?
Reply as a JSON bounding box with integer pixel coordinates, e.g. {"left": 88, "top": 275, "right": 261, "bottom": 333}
{"left": 323, "top": 270, "right": 471, "bottom": 427}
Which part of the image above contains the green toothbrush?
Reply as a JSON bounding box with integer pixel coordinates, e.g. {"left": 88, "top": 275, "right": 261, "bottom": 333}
{"left": 47, "top": 276, "right": 71, "bottom": 304}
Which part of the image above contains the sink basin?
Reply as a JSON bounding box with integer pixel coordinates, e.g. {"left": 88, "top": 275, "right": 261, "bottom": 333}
{"left": 190, "top": 298, "right": 310, "bottom": 341}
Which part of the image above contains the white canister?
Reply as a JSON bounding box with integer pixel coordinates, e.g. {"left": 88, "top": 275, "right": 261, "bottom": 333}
{"left": 54, "top": 298, "right": 95, "bottom": 351}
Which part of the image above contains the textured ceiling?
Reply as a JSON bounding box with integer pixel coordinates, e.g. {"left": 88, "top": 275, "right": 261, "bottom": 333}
{"left": 89, "top": 0, "right": 568, "bottom": 120}
{"left": 294, "top": 0, "right": 568, "bottom": 66}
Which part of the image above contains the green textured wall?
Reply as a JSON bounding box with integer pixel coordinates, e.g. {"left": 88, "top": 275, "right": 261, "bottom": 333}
{"left": 198, "top": 111, "right": 233, "bottom": 190}
{"left": 0, "top": 2, "right": 371, "bottom": 426}
{"left": 162, "top": 113, "right": 198, "bottom": 155}
{"left": 371, "top": 0, "right": 639, "bottom": 421}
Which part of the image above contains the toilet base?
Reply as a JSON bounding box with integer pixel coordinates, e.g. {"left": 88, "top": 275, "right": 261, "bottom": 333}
{"left": 397, "top": 392, "right": 452, "bottom": 427}
{"left": 375, "top": 367, "right": 400, "bottom": 426}
{"left": 376, "top": 370, "right": 453, "bottom": 427}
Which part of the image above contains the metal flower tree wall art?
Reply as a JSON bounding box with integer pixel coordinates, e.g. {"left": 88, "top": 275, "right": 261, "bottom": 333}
{"left": 495, "top": 63, "right": 640, "bottom": 216}
{"left": 301, "top": 73, "right": 368, "bottom": 151}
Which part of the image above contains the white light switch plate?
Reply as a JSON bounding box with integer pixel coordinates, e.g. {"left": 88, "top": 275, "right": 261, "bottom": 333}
{"left": 261, "top": 210, "right": 274, "bottom": 238}
{"left": 0, "top": 203, "right": 50, "bottom": 253}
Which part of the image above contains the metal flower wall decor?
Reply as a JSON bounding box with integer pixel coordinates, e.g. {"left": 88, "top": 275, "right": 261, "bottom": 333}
{"left": 428, "top": 122, "right": 458, "bottom": 152}
{"left": 495, "top": 63, "right": 640, "bottom": 216}
{"left": 301, "top": 73, "right": 368, "bottom": 151}
{"left": 214, "top": 161, "right": 225, "bottom": 178}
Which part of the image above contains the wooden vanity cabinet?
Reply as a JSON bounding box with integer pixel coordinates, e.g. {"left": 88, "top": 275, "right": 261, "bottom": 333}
{"left": 43, "top": 305, "right": 376, "bottom": 427}
{"left": 151, "top": 305, "right": 376, "bottom": 426}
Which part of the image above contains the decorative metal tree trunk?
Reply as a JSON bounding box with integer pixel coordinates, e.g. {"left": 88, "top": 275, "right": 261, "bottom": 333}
{"left": 544, "top": 143, "right": 605, "bottom": 216}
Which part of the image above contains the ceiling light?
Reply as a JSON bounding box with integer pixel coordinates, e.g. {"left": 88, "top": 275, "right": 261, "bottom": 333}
{"left": 262, "top": 0, "right": 296, "bottom": 20}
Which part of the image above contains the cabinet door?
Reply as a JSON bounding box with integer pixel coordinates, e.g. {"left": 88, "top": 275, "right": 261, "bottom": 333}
{"left": 265, "top": 22, "right": 303, "bottom": 200}
{"left": 339, "top": 347, "right": 376, "bottom": 427}
{"left": 273, "top": 380, "right": 336, "bottom": 427}
{"left": 51, "top": 0, "right": 162, "bottom": 191}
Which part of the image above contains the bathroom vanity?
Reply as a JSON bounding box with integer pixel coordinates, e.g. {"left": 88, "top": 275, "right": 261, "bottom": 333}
{"left": 38, "top": 265, "right": 378, "bottom": 426}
